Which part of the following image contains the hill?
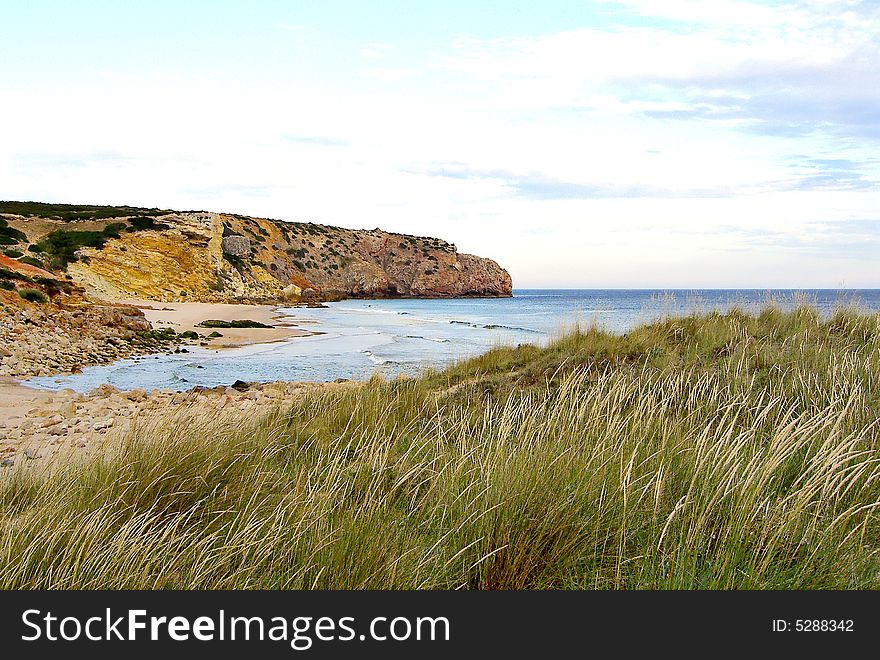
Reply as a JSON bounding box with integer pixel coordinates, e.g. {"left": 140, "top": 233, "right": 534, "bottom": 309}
{"left": 0, "top": 203, "right": 512, "bottom": 303}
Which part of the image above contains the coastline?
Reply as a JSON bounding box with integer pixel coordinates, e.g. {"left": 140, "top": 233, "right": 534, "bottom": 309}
{"left": 0, "top": 299, "right": 327, "bottom": 465}
{"left": 120, "top": 299, "right": 317, "bottom": 349}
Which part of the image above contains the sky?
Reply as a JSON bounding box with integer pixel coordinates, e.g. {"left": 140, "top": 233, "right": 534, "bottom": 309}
{"left": 1, "top": 0, "right": 878, "bottom": 288}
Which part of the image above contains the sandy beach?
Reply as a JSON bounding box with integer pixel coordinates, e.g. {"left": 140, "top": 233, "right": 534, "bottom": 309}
{"left": 0, "top": 378, "right": 56, "bottom": 421}
{"left": 0, "top": 299, "right": 327, "bottom": 467}
{"left": 120, "top": 299, "right": 316, "bottom": 348}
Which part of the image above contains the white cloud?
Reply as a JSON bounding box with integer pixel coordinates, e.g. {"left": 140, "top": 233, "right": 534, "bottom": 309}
{"left": 1, "top": 1, "right": 878, "bottom": 287}
{"left": 360, "top": 44, "right": 393, "bottom": 60}
{"left": 363, "top": 67, "right": 418, "bottom": 81}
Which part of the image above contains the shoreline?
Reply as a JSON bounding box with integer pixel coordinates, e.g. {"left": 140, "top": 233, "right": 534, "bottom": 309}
{"left": 1, "top": 299, "right": 331, "bottom": 465}
{"left": 119, "top": 298, "right": 318, "bottom": 349}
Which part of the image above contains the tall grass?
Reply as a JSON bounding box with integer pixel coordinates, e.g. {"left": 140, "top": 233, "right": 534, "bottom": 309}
{"left": 1, "top": 304, "right": 879, "bottom": 589}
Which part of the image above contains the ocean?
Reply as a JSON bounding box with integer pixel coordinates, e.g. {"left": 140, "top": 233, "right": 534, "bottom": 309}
{"left": 24, "top": 289, "right": 880, "bottom": 392}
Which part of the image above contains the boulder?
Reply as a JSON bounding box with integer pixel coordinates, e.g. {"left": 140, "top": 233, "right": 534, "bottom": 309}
{"left": 281, "top": 284, "right": 302, "bottom": 301}
{"left": 221, "top": 235, "right": 251, "bottom": 258}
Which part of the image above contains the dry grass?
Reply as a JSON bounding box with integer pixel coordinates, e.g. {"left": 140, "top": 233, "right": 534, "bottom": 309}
{"left": 1, "top": 303, "right": 879, "bottom": 589}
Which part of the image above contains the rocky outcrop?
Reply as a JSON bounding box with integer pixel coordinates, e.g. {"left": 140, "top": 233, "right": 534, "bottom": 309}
{"left": 51, "top": 211, "right": 512, "bottom": 302}
{"left": 221, "top": 234, "right": 250, "bottom": 258}
{"left": 0, "top": 303, "right": 174, "bottom": 378}
{"left": 1, "top": 380, "right": 335, "bottom": 467}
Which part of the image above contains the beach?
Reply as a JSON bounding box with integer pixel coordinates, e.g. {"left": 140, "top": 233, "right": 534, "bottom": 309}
{"left": 5, "top": 289, "right": 880, "bottom": 468}
{"left": 0, "top": 299, "right": 322, "bottom": 466}
{"left": 0, "top": 376, "right": 355, "bottom": 468}
{"left": 121, "top": 299, "right": 315, "bottom": 348}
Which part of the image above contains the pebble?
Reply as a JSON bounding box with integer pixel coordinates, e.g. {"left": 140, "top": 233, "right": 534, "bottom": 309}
{"left": 0, "top": 379, "right": 335, "bottom": 466}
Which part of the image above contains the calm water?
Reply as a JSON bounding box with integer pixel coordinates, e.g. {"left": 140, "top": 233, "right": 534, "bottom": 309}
{"left": 24, "top": 289, "right": 880, "bottom": 392}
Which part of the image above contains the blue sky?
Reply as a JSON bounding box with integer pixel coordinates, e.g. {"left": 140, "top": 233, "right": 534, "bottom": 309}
{"left": 1, "top": 0, "right": 878, "bottom": 287}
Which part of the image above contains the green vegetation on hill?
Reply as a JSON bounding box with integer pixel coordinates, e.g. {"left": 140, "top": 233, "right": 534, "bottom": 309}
{"left": 16, "top": 288, "right": 47, "bottom": 303}
{"left": 30, "top": 224, "right": 131, "bottom": 270}
{"left": 0, "top": 217, "right": 28, "bottom": 246}
{"left": 1, "top": 304, "right": 878, "bottom": 589}
{"left": 125, "top": 215, "right": 170, "bottom": 232}
{"left": 17, "top": 256, "right": 45, "bottom": 269}
{"left": 0, "top": 201, "right": 170, "bottom": 222}
{"left": 0, "top": 267, "right": 32, "bottom": 283}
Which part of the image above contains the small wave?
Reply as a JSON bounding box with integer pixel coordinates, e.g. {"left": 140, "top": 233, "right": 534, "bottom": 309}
{"left": 449, "top": 320, "right": 479, "bottom": 327}
{"left": 404, "top": 335, "right": 450, "bottom": 343}
{"left": 482, "top": 323, "right": 543, "bottom": 334}
{"left": 361, "top": 349, "right": 389, "bottom": 365}
{"left": 336, "top": 306, "right": 399, "bottom": 316}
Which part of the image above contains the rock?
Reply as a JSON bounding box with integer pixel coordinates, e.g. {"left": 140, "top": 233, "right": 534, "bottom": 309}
{"left": 1, "top": 458, "right": 13, "bottom": 468}
{"left": 282, "top": 284, "right": 302, "bottom": 301}
{"left": 93, "top": 383, "right": 119, "bottom": 397}
{"left": 59, "top": 401, "right": 78, "bottom": 418}
{"left": 92, "top": 418, "right": 114, "bottom": 431}
{"left": 123, "top": 389, "right": 147, "bottom": 402}
{"left": 221, "top": 234, "right": 251, "bottom": 258}
{"left": 231, "top": 380, "right": 250, "bottom": 392}
{"left": 24, "top": 448, "right": 40, "bottom": 460}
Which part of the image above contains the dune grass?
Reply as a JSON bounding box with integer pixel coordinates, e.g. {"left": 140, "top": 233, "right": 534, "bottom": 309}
{"left": 1, "top": 303, "right": 879, "bottom": 589}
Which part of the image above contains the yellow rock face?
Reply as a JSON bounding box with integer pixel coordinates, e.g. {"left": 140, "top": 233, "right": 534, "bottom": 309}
{"left": 63, "top": 210, "right": 511, "bottom": 302}
{"left": 70, "top": 231, "right": 222, "bottom": 301}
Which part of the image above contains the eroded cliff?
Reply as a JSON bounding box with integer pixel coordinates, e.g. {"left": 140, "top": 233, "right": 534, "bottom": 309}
{"left": 3, "top": 208, "right": 512, "bottom": 303}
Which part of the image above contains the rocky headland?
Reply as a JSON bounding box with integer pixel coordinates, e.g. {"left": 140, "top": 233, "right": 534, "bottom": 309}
{"left": 1, "top": 202, "right": 512, "bottom": 304}
{"left": 0, "top": 201, "right": 512, "bottom": 379}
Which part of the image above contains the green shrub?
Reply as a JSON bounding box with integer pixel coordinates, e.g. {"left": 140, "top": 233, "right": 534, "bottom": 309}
{"left": 0, "top": 280, "right": 14, "bottom": 290}
{"left": 32, "top": 228, "right": 112, "bottom": 269}
{"left": 0, "top": 218, "right": 27, "bottom": 244}
{"left": 17, "top": 288, "right": 47, "bottom": 303}
{"left": 223, "top": 252, "right": 246, "bottom": 270}
{"left": 3, "top": 249, "right": 23, "bottom": 258}
{"left": 18, "top": 256, "right": 44, "bottom": 268}
{"left": 127, "top": 215, "right": 170, "bottom": 232}
{"left": 197, "top": 319, "right": 272, "bottom": 329}
{"left": 0, "top": 201, "right": 169, "bottom": 222}
{"left": 0, "top": 266, "right": 31, "bottom": 282}
{"left": 103, "top": 222, "right": 127, "bottom": 238}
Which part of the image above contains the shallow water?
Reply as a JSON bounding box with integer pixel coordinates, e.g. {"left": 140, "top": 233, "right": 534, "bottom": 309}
{"left": 23, "top": 289, "right": 880, "bottom": 392}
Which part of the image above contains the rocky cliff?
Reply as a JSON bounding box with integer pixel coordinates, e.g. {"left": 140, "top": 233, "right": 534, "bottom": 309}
{"left": 1, "top": 205, "right": 512, "bottom": 303}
